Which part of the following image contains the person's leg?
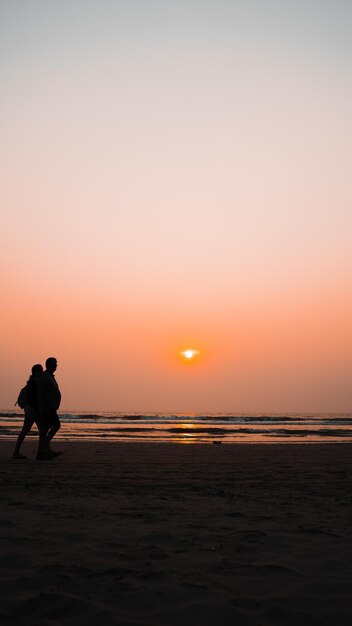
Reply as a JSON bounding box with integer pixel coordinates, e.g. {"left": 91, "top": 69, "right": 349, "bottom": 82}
{"left": 46, "top": 412, "right": 62, "bottom": 456}
{"left": 46, "top": 422, "right": 60, "bottom": 445}
{"left": 13, "top": 414, "right": 34, "bottom": 458}
{"left": 35, "top": 413, "right": 53, "bottom": 459}
{"left": 42, "top": 411, "right": 62, "bottom": 457}
{"left": 36, "top": 427, "right": 53, "bottom": 459}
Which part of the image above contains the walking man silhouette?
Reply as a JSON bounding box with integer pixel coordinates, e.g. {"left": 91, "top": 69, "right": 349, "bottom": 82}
{"left": 36, "top": 357, "right": 62, "bottom": 460}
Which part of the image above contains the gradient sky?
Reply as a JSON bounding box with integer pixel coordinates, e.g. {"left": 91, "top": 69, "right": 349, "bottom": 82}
{"left": 1, "top": 0, "right": 351, "bottom": 412}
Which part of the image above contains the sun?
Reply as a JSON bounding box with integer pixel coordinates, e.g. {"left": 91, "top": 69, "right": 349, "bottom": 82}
{"left": 179, "top": 349, "right": 200, "bottom": 361}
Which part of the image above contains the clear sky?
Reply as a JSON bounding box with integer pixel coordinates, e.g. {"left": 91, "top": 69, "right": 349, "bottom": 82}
{"left": 1, "top": 0, "right": 351, "bottom": 412}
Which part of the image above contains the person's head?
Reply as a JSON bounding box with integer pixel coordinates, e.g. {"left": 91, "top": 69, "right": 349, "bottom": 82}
{"left": 45, "top": 357, "right": 58, "bottom": 374}
{"left": 31, "top": 363, "right": 43, "bottom": 377}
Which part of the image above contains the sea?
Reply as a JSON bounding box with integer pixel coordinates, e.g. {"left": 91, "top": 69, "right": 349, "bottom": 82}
{"left": 1, "top": 411, "right": 352, "bottom": 444}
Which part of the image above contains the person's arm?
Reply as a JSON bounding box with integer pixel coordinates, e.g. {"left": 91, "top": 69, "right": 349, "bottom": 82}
{"left": 37, "top": 375, "right": 47, "bottom": 412}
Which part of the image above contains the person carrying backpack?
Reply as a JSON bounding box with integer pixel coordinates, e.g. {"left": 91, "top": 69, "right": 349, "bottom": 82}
{"left": 13, "top": 363, "right": 43, "bottom": 459}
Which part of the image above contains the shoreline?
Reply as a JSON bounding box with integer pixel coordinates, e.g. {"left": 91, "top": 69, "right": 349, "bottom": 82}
{"left": 2, "top": 411, "right": 352, "bottom": 445}
{"left": 2, "top": 435, "right": 352, "bottom": 444}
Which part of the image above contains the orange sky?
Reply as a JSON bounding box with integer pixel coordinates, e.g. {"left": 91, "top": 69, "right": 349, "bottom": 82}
{"left": 1, "top": 1, "right": 351, "bottom": 412}
{"left": 1, "top": 274, "right": 350, "bottom": 412}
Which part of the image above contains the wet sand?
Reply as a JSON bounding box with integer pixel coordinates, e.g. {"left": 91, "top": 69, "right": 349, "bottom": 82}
{"left": 1, "top": 440, "right": 352, "bottom": 625}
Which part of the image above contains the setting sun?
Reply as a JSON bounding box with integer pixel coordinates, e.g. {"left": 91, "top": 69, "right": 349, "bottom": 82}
{"left": 179, "top": 349, "right": 201, "bottom": 361}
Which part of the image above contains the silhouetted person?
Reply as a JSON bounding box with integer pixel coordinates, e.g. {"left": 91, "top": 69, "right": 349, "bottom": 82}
{"left": 13, "top": 363, "right": 43, "bottom": 459}
{"left": 36, "top": 357, "right": 62, "bottom": 460}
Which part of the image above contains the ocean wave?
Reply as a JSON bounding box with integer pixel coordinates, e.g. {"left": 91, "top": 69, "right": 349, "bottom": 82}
{"left": 1, "top": 411, "right": 352, "bottom": 443}
{"left": 54, "top": 413, "right": 352, "bottom": 426}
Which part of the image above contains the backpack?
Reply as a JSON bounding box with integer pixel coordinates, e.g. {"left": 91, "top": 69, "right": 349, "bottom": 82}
{"left": 16, "top": 386, "right": 28, "bottom": 409}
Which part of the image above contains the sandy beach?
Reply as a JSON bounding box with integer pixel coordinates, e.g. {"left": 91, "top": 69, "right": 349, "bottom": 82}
{"left": 1, "top": 441, "right": 352, "bottom": 625}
